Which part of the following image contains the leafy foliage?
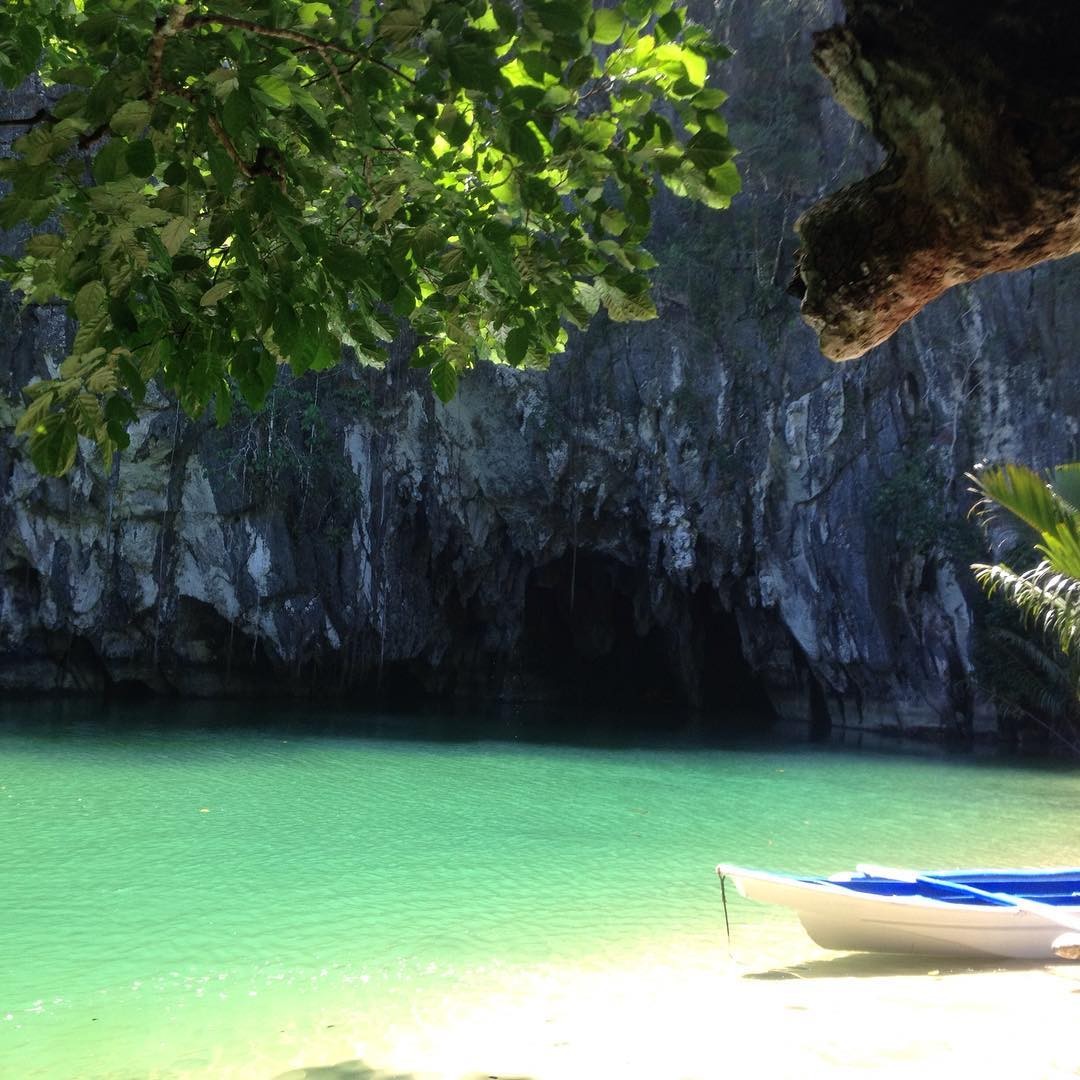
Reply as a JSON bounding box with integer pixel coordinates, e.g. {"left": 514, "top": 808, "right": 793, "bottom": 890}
{"left": 871, "top": 451, "right": 979, "bottom": 560}
{"left": 0, "top": 0, "right": 738, "bottom": 474}
{"left": 969, "top": 462, "right": 1080, "bottom": 661}
{"left": 973, "top": 621, "right": 1080, "bottom": 756}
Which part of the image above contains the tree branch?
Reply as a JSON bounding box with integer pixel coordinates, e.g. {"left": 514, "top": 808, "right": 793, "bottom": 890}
{"left": 184, "top": 12, "right": 418, "bottom": 89}
{"left": 165, "top": 83, "right": 278, "bottom": 184}
{"left": 150, "top": 4, "right": 193, "bottom": 101}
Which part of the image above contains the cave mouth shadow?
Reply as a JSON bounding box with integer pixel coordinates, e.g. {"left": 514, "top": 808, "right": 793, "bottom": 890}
{"left": 518, "top": 550, "right": 775, "bottom": 732}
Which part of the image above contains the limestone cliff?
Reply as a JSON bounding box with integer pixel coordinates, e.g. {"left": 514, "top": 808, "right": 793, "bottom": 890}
{"left": 2, "top": 1, "right": 1078, "bottom": 740}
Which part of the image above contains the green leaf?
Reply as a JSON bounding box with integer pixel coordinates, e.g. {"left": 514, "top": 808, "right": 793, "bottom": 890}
{"left": 200, "top": 282, "right": 236, "bottom": 307}
{"left": 430, "top": 358, "right": 458, "bottom": 403}
{"left": 323, "top": 243, "right": 368, "bottom": 281}
{"left": 566, "top": 57, "right": 594, "bottom": 89}
{"left": 378, "top": 8, "right": 424, "bottom": 44}
{"left": 493, "top": 1, "right": 518, "bottom": 34}
{"left": 297, "top": 2, "right": 333, "bottom": 24}
{"left": 656, "top": 10, "right": 684, "bottom": 42}
{"left": 161, "top": 216, "right": 192, "bottom": 256}
{"left": 26, "top": 233, "right": 63, "bottom": 258}
{"left": 529, "top": 0, "right": 588, "bottom": 36}
{"left": 594, "top": 278, "right": 657, "bottom": 321}
{"left": 685, "top": 129, "right": 735, "bottom": 171}
{"left": 222, "top": 92, "right": 254, "bottom": 140}
{"left": 214, "top": 383, "right": 232, "bottom": 426}
{"left": 449, "top": 45, "right": 500, "bottom": 91}
{"left": 15, "top": 388, "right": 55, "bottom": 436}
{"left": 15, "top": 126, "right": 58, "bottom": 166}
{"left": 708, "top": 160, "right": 741, "bottom": 198}
{"left": 109, "top": 100, "right": 151, "bottom": 137}
{"left": 92, "top": 138, "right": 130, "bottom": 183}
{"left": 116, "top": 354, "right": 146, "bottom": 403}
{"left": 16, "top": 24, "right": 43, "bottom": 71}
{"left": 29, "top": 412, "right": 78, "bottom": 477}
{"left": 254, "top": 75, "right": 293, "bottom": 109}
{"left": 163, "top": 161, "right": 187, "bottom": 186}
{"left": 73, "top": 312, "right": 109, "bottom": 356}
{"left": 693, "top": 88, "right": 729, "bottom": 109}
{"left": 504, "top": 326, "right": 531, "bottom": 366}
{"left": 626, "top": 190, "right": 650, "bottom": 227}
{"left": 207, "top": 145, "right": 237, "bottom": 192}
{"left": 73, "top": 280, "right": 107, "bottom": 323}
{"left": 509, "top": 120, "right": 545, "bottom": 165}
{"left": 126, "top": 138, "right": 156, "bottom": 178}
{"left": 105, "top": 420, "right": 131, "bottom": 450}
{"left": 230, "top": 340, "right": 276, "bottom": 409}
{"left": 104, "top": 395, "right": 137, "bottom": 426}
{"left": 593, "top": 8, "right": 624, "bottom": 45}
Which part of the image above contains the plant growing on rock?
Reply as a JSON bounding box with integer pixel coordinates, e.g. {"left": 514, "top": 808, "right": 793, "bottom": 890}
{"left": 0, "top": 0, "right": 738, "bottom": 475}
{"left": 969, "top": 462, "right": 1080, "bottom": 660}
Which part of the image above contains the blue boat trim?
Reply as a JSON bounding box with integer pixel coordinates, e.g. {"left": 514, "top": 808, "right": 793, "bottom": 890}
{"left": 814, "top": 868, "right": 1080, "bottom": 907}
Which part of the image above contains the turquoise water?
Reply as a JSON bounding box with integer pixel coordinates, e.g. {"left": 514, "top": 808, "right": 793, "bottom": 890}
{"left": 2, "top": 702, "right": 1079, "bottom": 1078}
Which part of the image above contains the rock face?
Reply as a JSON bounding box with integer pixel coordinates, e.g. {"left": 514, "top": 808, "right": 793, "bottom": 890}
{"left": 794, "top": 0, "right": 1080, "bottom": 360}
{"left": 2, "top": 0, "right": 1079, "bottom": 740}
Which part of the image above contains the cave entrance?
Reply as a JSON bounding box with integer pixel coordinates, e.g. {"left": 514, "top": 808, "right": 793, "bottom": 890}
{"left": 520, "top": 551, "right": 679, "bottom": 710}
{"left": 519, "top": 551, "right": 775, "bottom": 729}
{"left": 691, "top": 586, "right": 776, "bottom": 722}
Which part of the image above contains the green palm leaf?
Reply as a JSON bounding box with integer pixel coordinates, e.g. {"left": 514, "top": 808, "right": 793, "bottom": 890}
{"left": 973, "top": 560, "right": 1080, "bottom": 657}
{"left": 1038, "top": 517, "right": 1080, "bottom": 578}
{"left": 968, "top": 463, "right": 1069, "bottom": 535}
{"left": 1052, "top": 463, "right": 1080, "bottom": 516}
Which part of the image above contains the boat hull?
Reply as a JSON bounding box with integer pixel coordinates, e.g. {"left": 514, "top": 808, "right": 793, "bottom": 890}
{"left": 718, "top": 865, "right": 1080, "bottom": 960}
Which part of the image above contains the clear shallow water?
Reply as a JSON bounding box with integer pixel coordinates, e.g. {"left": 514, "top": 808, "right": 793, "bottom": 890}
{"left": 2, "top": 701, "right": 1080, "bottom": 1079}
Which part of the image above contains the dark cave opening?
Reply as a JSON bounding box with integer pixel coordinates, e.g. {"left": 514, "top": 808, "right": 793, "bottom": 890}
{"left": 520, "top": 551, "right": 774, "bottom": 728}
{"left": 807, "top": 672, "right": 832, "bottom": 741}
{"left": 691, "top": 586, "right": 777, "bottom": 721}
{"left": 521, "top": 551, "right": 679, "bottom": 709}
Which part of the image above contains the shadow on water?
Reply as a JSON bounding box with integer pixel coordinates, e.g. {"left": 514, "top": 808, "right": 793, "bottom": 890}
{"left": 273, "top": 1064, "right": 533, "bottom": 1080}
{"left": 741, "top": 952, "right": 1063, "bottom": 980}
{"left": 0, "top": 692, "right": 782, "bottom": 753}
{"left": 7, "top": 692, "right": 1074, "bottom": 767}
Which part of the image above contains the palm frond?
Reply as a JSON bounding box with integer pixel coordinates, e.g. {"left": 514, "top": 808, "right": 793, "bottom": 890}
{"left": 968, "top": 463, "right": 1069, "bottom": 535}
{"left": 979, "top": 626, "right": 1080, "bottom": 755}
{"left": 1051, "top": 463, "right": 1080, "bottom": 516}
{"left": 1037, "top": 516, "right": 1080, "bottom": 578}
{"left": 972, "top": 560, "right": 1080, "bottom": 657}
{"left": 985, "top": 627, "right": 1077, "bottom": 696}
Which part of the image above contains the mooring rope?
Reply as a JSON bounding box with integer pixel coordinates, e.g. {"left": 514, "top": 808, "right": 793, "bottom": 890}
{"left": 719, "top": 871, "right": 732, "bottom": 949}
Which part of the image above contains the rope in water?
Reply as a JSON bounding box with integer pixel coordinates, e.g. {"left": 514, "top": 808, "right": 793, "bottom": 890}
{"left": 719, "top": 871, "right": 732, "bottom": 948}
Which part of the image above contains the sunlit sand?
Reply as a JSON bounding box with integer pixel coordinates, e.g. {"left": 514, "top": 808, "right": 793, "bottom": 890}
{"left": 259, "top": 926, "right": 1080, "bottom": 1080}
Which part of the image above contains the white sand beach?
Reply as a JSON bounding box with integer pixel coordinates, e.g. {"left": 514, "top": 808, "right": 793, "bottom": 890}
{"left": 263, "top": 923, "right": 1080, "bottom": 1080}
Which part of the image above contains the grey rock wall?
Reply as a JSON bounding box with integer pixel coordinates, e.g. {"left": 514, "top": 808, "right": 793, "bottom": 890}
{"left": 2, "top": 1, "right": 1077, "bottom": 739}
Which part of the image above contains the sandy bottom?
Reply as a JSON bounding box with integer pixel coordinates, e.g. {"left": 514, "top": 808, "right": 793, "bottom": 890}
{"left": 254, "top": 924, "right": 1080, "bottom": 1080}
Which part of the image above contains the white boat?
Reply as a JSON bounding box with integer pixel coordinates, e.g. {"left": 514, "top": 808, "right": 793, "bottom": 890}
{"left": 716, "top": 863, "right": 1080, "bottom": 960}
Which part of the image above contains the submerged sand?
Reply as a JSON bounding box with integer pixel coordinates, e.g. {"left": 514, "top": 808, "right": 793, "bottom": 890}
{"left": 254, "top": 922, "right": 1080, "bottom": 1080}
